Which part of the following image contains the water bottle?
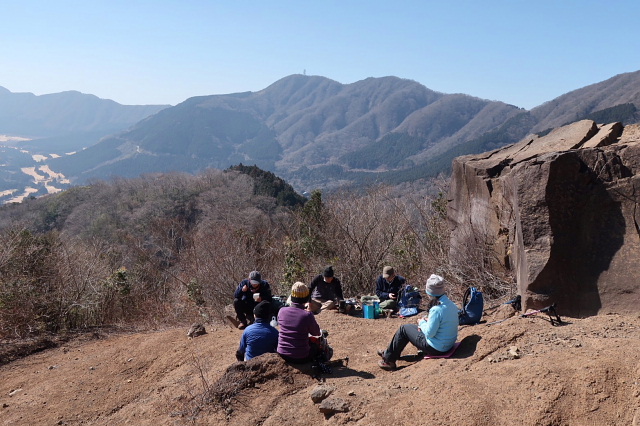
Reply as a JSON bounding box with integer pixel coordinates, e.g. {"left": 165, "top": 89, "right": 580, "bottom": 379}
{"left": 270, "top": 316, "right": 278, "bottom": 328}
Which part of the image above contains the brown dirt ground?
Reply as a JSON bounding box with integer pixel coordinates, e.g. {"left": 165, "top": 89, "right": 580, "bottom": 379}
{"left": 2, "top": 305, "right": 640, "bottom": 426}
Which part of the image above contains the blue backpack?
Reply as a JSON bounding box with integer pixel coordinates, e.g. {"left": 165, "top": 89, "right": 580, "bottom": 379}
{"left": 458, "top": 287, "right": 483, "bottom": 325}
{"left": 398, "top": 285, "right": 422, "bottom": 317}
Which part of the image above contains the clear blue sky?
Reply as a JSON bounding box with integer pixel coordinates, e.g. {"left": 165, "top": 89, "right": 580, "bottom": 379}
{"left": 1, "top": 0, "right": 639, "bottom": 109}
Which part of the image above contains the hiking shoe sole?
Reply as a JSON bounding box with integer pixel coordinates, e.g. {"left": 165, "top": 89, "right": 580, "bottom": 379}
{"left": 378, "top": 359, "right": 397, "bottom": 371}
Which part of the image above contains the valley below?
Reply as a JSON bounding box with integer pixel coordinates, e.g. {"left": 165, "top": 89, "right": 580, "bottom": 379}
{"left": 0, "top": 137, "right": 71, "bottom": 204}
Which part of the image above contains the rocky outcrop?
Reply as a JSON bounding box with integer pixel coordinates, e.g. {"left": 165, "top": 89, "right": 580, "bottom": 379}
{"left": 448, "top": 120, "right": 640, "bottom": 317}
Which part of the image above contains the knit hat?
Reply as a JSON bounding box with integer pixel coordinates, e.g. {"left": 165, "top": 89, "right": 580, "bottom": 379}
{"left": 253, "top": 301, "right": 271, "bottom": 319}
{"left": 323, "top": 266, "right": 334, "bottom": 278}
{"left": 249, "top": 270, "right": 261, "bottom": 285}
{"left": 290, "top": 281, "right": 310, "bottom": 302}
{"left": 425, "top": 274, "right": 445, "bottom": 297}
{"left": 382, "top": 266, "right": 394, "bottom": 279}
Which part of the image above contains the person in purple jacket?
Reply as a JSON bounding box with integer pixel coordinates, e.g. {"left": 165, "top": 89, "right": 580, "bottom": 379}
{"left": 277, "top": 282, "right": 322, "bottom": 363}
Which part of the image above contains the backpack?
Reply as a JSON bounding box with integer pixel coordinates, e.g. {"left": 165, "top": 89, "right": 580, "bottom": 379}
{"left": 310, "top": 330, "right": 334, "bottom": 377}
{"left": 398, "top": 285, "right": 422, "bottom": 317}
{"left": 458, "top": 286, "right": 484, "bottom": 325}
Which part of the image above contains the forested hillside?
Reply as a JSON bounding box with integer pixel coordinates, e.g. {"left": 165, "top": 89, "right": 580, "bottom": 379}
{"left": 0, "top": 167, "right": 510, "bottom": 339}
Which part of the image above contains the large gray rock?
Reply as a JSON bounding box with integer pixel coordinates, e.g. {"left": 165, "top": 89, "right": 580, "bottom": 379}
{"left": 448, "top": 120, "right": 640, "bottom": 317}
{"left": 310, "top": 384, "right": 334, "bottom": 403}
{"left": 318, "top": 397, "right": 349, "bottom": 415}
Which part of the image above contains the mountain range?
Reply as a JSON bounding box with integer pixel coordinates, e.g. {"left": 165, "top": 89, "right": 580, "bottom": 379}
{"left": 1, "top": 71, "right": 639, "bottom": 202}
{"left": 0, "top": 86, "right": 168, "bottom": 152}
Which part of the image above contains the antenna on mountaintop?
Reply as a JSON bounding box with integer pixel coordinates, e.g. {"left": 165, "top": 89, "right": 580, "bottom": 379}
{"left": 303, "top": 69, "right": 306, "bottom": 75}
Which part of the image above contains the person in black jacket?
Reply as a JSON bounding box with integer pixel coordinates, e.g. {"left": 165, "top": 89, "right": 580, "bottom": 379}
{"left": 308, "top": 266, "right": 344, "bottom": 314}
{"left": 233, "top": 271, "right": 273, "bottom": 329}
{"left": 375, "top": 266, "right": 406, "bottom": 312}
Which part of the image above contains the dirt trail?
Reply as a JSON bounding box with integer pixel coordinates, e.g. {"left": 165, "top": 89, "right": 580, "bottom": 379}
{"left": 2, "top": 308, "right": 640, "bottom": 425}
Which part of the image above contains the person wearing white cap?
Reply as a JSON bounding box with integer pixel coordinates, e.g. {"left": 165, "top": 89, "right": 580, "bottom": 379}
{"left": 377, "top": 274, "right": 459, "bottom": 371}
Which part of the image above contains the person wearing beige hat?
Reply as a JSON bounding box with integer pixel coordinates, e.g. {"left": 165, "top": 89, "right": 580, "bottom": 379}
{"left": 375, "top": 266, "right": 406, "bottom": 312}
{"left": 277, "top": 282, "right": 323, "bottom": 363}
{"left": 377, "top": 274, "right": 459, "bottom": 371}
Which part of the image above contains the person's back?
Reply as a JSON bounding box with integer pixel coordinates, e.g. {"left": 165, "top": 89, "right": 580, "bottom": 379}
{"left": 240, "top": 319, "right": 279, "bottom": 360}
{"left": 421, "top": 294, "right": 459, "bottom": 352}
{"left": 277, "top": 282, "right": 321, "bottom": 362}
{"left": 277, "top": 304, "right": 320, "bottom": 359}
{"left": 236, "top": 301, "right": 278, "bottom": 361}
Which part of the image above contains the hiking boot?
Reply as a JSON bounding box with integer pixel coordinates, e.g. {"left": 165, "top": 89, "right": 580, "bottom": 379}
{"left": 378, "top": 359, "right": 397, "bottom": 371}
{"left": 237, "top": 322, "right": 247, "bottom": 330}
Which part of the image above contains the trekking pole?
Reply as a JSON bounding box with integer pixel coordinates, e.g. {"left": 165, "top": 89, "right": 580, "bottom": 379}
{"left": 483, "top": 295, "right": 522, "bottom": 325}
{"left": 484, "top": 294, "right": 522, "bottom": 312}
{"left": 521, "top": 303, "right": 563, "bottom": 326}
{"left": 485, "top": 316, "right": 513, "bottom": 326}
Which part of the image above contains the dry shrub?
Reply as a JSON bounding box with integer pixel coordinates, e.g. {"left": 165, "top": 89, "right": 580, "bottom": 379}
{"left": 0, "top": 169, "right": 516, "bottom": 337}
{"left": 0, "top": 228, "right": 65, "bottom": 337}
{"left": 181, "top": 211, "right": 291, "bottom": 317}
{"left": 281, "top": 181, "right": 514, "bottom": 304}
{"left": 320, "top": 186, "right": 414, "bottom": 295}
{"left": 0, "top": 170, "right": 299, "bottom": 337}
{"left": 293, "top": 184, "right": 454, "bottom": 296}
{"left": 445, "top": 220, "right": 515, "bottom": 302}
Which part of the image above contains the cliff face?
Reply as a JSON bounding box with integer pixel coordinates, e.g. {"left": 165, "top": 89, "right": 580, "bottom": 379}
{"left": 449, "top": 120, "right": 640, "bottom": 317}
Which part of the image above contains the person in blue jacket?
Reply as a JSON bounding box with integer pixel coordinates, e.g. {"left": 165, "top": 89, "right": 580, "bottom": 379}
{"left": 236, "top": 301, "right": 279, "bottom": 361}
{"left": 233, "top": 270, "right": 273, "bottom": 329}
{"left": 377, "top": 274, "right": 459, "bottom": 371}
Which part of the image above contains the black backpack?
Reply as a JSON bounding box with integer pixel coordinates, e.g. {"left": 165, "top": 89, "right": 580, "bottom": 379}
{"left": 458, "top": 287, "right": 484, "bottom": 325}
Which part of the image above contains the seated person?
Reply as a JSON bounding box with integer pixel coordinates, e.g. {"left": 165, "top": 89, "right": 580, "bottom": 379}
{"left": 375, "top": 266, "right": 406, "bottom": 312}
{"left": 308, "top": 266, "right": 344, "bottom": 314}
{"left": 277, "top": 282, "right": 323, "bottom": 363}
{"left": 233, "top": 270, "right": 273, "bottom": 329}
{"left": 378, "top": 274, "right": 459, "bottom": 371}
{"left": 236, "top": 301, "right": 279, "bottom": 361}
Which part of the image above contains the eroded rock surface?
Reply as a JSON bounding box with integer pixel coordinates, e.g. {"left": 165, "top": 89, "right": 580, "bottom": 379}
{"left": 449, "top": 120, "right": 640, "bottom": 317}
